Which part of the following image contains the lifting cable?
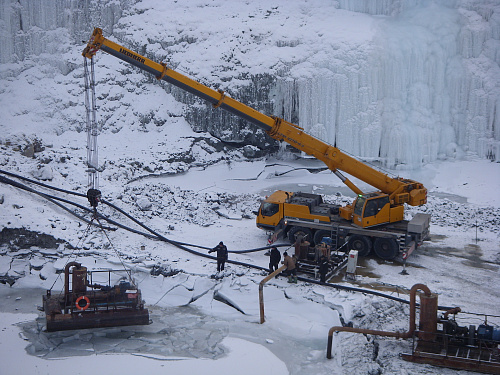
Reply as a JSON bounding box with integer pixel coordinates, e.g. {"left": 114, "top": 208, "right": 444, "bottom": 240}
{"left": 0, "top": 169, "right": 457, "bottom": 310}
{"left": 48, "top": 219, "right": 94, "bottom": 293}
{"left": 92, "top": 210, "right": 134, "bottom": 283}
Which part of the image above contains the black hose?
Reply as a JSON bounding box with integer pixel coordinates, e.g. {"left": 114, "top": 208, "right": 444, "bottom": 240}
{"left": 0, "top": 175, "right": 114, "bottom": 231}
{"left": 0, "top": 169, "right": 87, "bottom": 198}
{"left": 0, "top": 169, "right": 454, "bottom": 309}
{"left": 0, "top": 172, "right": 273, "bottom": 257}
{"left": 0, "top": 169, "right": 286, "bottom": 253}
{"left": 101, "top": 197, "right": 290, "bottom": 254}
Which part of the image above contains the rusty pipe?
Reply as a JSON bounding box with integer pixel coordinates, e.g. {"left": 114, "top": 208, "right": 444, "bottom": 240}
{"left": 443, "top": 307, "right": 461, "bottom": 319}
{"left": 326, "top": 283, "right": 432, "bottom": 359}
{"left": 259, "top": 265, "right": 288, "bottom": 324}
{"left": 326, "top": 326, "right": 408, "bottom": 359}
{"left": 64, "top": 261, "right": 81, "bottom": 297}
{"left": 408, "top": 283, "right": 431, "bottom": 335}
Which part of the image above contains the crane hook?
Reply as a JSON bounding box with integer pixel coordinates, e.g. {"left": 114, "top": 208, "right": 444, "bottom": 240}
{"left": 87, "top": 188, "right": 101, "bottom": 208}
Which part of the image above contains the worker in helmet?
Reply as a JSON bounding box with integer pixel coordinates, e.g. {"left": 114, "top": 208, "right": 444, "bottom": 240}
{"left": 209, "top": 241, "right": 228, "bottom": 272}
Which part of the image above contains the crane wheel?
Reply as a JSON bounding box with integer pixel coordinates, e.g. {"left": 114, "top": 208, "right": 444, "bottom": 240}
{"left": 347, "top": 235, "right": 372, "bottom": 257}
{"left": 287, "top": 226, "right": 313, "bottom": 243}
{"left": 313, "top": 230, "right": 331, "bottom": 246}
{"left": 373, "top": 238, "right": 398, "bottom": 260}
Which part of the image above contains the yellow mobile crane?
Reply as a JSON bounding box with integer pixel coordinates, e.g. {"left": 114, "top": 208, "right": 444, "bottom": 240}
{"left": 83, "top": 28, "right": 430, "bottom": 260}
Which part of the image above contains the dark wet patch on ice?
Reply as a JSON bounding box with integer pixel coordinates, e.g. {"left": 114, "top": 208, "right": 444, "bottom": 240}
{"left": 19, "top": 306, "right": 228, "bottom": 360}
{"left": 0, "top": 228, "right": 68, "bottom": 250}
{"left": 422, "top": 243, "right": 499, "bottom": 268}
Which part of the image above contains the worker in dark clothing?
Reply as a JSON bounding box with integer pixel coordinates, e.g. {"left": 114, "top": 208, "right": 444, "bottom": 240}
{"left": 269, "top": 247, "right": 281, "bottom": 274}
{"left": 319, "top": 255, "right": 329, "bottom": 283}
{"left": 209, "top": 241, "right": 228, "bottom": 272}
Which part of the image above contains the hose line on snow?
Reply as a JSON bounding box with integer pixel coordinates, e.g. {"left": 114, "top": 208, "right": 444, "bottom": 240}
{"left": 0, "top": 169, "right": 455, "bottom": 310}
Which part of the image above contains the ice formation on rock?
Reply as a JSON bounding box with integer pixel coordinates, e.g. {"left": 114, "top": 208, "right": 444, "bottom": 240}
{"left": 0, "top": 0, "right": 498, "bottom": 168}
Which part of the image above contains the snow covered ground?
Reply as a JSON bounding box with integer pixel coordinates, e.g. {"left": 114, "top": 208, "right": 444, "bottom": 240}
{"left": 0, "top": 1, "right": 499, "bottom": 373}
{"left": 0, "top": 129, "right": 499, "bottom": 374}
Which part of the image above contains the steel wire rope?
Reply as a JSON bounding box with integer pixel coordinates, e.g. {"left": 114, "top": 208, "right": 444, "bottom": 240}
{"left": 152, "top": 284, "right": 181, "bottom": 307}
{"left": 49, "top": 219, "right": 95, "bottom": 294}
{"left": 0, "top": 170, "right": 459, "bottom": 310}
{"left": 93, "top": 213, "right": 133, "bottom": 283}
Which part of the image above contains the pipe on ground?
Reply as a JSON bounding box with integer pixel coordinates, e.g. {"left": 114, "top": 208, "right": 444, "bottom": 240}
{"left": 259, "top": 265, "right": 288, "bottom": 324}
{"left": 326, "top": 283, "right": 432, "bottom": 359}
{"left": 64, "top": 262, "right": 82, "bottom": 297}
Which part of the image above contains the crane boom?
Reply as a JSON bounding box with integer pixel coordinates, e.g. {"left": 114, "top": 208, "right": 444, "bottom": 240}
{"left": 83, "top": 28, "right": 275, "bottom": 133}
{"left": 82, "top": 28, "right": 427, "bottom": 228}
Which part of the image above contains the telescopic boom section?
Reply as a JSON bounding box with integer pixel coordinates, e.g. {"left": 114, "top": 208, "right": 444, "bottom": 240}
{"left": 82, "top": 28, "right": 274, "bottom": 132}
{"left": 82, "top": 28, "right": 427, "bottom": 207}
{"left": 266, "top": 117, "right": 427, "bottom": 206}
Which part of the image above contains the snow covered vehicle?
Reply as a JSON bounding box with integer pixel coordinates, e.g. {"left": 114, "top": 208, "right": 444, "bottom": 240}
{"left": 82, "top": 28, "right": 431, "bottom": 260}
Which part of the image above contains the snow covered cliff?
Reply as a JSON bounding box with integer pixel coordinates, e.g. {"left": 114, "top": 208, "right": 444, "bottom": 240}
{"left": 0, "top": 0, "right": 499, "bottom": 169}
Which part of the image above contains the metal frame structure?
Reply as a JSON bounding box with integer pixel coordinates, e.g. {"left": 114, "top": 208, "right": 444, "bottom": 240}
{"left": 402, "top": 329, "right": 500, "bottom": 374}
{"left": 83, "top": 57, "right": 99, "bottom": 192}
{"left": 43, "top": 262, "right": 149, "bottom": 332}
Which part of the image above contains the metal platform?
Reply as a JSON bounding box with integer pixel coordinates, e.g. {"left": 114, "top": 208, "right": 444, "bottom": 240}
{"left": 296, "top": 251, "right": 348, "bottom": 281}
{"left": 43, "top": 303, "right": 150, "bottom": 332}
{"left": 402, "top": 331, "right": 500, "bottom": 374}
{"left": 43, "top": 262, "right": 149, "bottom": 332}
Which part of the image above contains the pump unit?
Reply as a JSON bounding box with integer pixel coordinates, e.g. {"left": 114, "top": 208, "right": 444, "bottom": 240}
{"left": 43, "top": 262, "right": 149, "bottom": 332}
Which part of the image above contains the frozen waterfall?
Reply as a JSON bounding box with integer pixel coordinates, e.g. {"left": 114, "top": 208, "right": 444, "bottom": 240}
{"left": 273, "top": 1, "right": 500, "bottom": 168}
{"left": 0, "top": 0, "right": 498, "bottom": 168}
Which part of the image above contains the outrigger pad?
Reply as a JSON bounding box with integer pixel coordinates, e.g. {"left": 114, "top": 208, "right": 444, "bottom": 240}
{"left": 87, "top": 188, "right": 102, "bottom": 207}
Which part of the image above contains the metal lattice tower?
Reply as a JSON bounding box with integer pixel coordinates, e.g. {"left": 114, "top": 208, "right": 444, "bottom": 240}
{"left": 84, "top": 57, "right": 101, "bottom": 208}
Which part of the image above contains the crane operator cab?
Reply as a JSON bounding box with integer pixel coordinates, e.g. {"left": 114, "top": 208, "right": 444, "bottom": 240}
{"left": 256, "top": 191, "right": 288, "bottom": 230}
{"left": 349, "top": 192, "right": 404, "bottom": 228}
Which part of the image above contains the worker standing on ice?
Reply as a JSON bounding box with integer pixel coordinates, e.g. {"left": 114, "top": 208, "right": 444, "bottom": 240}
{"left": 209, "top": 241, "right": 228, "bottom": 272}
{"left": 319, "top": 255, "right": 329, "bottom": 283}
{"left": 269, "top": 246, "right": 281, "bottom": 274}
{"left": 282, "top": 251, "right": 297, "bottom": 283}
